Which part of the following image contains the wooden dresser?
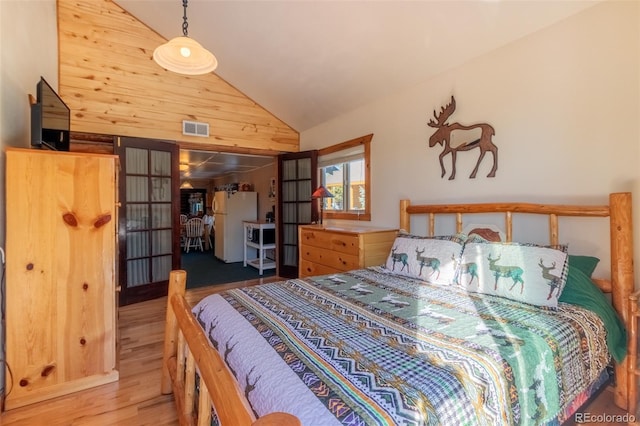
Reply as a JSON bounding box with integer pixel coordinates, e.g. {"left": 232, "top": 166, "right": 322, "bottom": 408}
{"left": 298, "top": 225, "right": 397, "bottom": 278}
{"left": 4, "top": 148, "right": 119, "bottom": 409}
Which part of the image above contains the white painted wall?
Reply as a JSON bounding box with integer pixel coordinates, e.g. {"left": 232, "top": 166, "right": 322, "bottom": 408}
{"left": 0, "top": 0, "right": 58, "bottom": 399}
{"left": 301, "top": 1, "right": 640, "bottom": 280}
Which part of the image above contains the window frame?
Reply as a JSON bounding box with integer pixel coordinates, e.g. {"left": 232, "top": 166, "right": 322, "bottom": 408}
{"left": 318, "top": 134, "right": 372, "bottom": 222}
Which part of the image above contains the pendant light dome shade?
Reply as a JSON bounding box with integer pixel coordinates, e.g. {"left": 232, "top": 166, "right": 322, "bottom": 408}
{"left": 153, "top": 36, "right": 217, "bottom": 75}
{"left": 153, "top": 0, "right": 218, "bottom": 75}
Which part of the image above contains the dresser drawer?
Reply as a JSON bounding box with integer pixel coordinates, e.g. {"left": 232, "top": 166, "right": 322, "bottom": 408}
{"left": 300, "top": 245, "right": 360, "bottom": 271}
{"left": 299, "top": 228, "right": 359, "bottom": 255}
{"left": 299, "top": 259, "right": 342, "bottom": 278}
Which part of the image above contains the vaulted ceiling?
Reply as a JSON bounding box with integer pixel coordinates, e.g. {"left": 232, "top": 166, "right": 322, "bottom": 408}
{"left": 114, "top": 0, "right": 602, "bottom": 179}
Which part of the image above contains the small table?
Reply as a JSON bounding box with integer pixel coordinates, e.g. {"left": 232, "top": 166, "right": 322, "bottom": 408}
{"left": 243, "top": 221, "right": 276, "bottom": 275}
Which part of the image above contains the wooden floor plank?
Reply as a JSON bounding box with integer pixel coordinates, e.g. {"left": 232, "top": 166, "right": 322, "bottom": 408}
{"left": 0, "top": 275, "right": 629, "bottom": 425}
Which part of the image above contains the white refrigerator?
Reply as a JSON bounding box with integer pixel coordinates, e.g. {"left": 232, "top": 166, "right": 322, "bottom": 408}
{"left": 213, "top": 191, "right": 257, "bottom": 263}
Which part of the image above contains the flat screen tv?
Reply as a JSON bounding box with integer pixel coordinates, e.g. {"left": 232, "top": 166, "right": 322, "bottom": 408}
{"left": 31, "top": 76, "right": 70, "bottom": 151}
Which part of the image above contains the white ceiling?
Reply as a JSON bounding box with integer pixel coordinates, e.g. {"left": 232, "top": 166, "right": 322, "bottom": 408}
{"left": 115, "top": 0, "right": 602, "bottom": 179}
{"left": 179, "top": 149, "right": 275, "bottom": 181}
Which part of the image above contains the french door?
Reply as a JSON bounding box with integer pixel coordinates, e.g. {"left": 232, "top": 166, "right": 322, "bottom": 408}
{"left": 277, "top": 150, "right": 317, "bottom": 278}
{"left": 116, "top": 137, "right": 180, "bottom": 305}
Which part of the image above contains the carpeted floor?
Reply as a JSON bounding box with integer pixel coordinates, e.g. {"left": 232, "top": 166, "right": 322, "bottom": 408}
{"left": 181, "top": 249, "right": 276, "bottom": 289}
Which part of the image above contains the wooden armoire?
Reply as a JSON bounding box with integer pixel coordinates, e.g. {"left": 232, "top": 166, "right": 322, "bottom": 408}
{"left": 4, "top": 148, "right": 119, "bottom": 410}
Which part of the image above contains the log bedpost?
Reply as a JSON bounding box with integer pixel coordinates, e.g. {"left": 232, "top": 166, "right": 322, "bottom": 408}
{"left": 161, "top": 269, "right": 186, "bottom": 395}
{"left": 610, "top": 192, "right": 634, "bottom": 410}
{"left": 400, "top": 199, "right": 410, "bottom": 234}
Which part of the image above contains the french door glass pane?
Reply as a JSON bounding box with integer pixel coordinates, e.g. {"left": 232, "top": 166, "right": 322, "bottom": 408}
{"left": 127, "top": 259, "right": 149, "bottom": 287}
{"left": 151, "top": 150, "right": 171, "bottom": 175}
{"left": 283, "top": 203, "right": 296, "bottom": 223}
{"left": 152, "top": 230, "right": 172, "bottom": 255}
{"left": 127, "top": 177, "right": 149, "bottom": 202}
{"left": 151, "top": 177, "right": 171, "bottom": 202}
{"left": 126, "top": 204, "right": 149, "bottom": 230}
{"left": 299, "top": 202, "right": 311, "bottom": 223}
{"left": 152, "top": 204, "right": 171, "bottom": 228}
{"left": 153, "top": 255, "right": 172, "bottom": 282}
{"left": 283, "top": 244, "right": 297, "bottom": 266}
{"left": 283, "top": 181, "right": 296, "bottom": 202}
{"left": 283, "top": 159, "right": 296, "bottom": 180}
{"left": 297, "top": 158, "right": 311, "bottom": 179}
{"left": 126, "top": 148, "right": 148, "bottom": 174}
{"left": 126, "top": 231, "right": 149, "bottom": 257}
{"left": 297, "top": 181, "right": 311, "bottom": 199}
{"left": 283, "top": 223, "right": 297, "bottom": 245}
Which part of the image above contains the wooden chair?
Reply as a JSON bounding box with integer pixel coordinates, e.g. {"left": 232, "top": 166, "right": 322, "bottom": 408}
{"left": 184, "top": 218, "right": 204, "bottom": 253}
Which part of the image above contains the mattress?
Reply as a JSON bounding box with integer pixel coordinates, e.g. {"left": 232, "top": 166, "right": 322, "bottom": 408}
{"left": 192, "top": 267, "right": 612, "bottom": 425}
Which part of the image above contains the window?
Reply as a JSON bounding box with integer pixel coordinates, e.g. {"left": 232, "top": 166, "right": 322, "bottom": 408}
{"left": 318, "top": 134, "right": 372, "bottom": 221}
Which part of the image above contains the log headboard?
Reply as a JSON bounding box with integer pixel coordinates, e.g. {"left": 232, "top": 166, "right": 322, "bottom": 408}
{"left": 399, "top": 192, "right": 635, "bottom": 411}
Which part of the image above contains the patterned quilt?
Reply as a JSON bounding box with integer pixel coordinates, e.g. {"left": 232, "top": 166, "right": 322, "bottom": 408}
{"left": 192, "top": 267, "right": 611, "bottom": 425}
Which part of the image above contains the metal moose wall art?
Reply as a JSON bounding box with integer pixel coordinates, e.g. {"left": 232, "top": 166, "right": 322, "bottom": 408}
{"left": 427, "top": 96, "right": 498, "bottom": 180}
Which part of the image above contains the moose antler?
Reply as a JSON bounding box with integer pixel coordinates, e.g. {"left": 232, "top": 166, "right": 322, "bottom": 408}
{"left": 428, "top": 95, "right": 456, "bottom": 128}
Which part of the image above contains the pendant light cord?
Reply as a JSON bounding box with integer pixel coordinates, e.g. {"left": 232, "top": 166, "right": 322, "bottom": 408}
{"left": 182, "top": 0, "right": 189, "bottom": 37}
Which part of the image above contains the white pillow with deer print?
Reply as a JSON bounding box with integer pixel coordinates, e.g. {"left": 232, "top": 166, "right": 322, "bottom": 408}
{"left": 384, "top": 235, "right": 465, "bottom": 285}
{"left": 459, "top": 241, "right": 569, "bottom": 309}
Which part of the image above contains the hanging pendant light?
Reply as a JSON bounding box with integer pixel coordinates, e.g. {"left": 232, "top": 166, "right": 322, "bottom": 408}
{"left": 153, "top": 0, "right": 218, "bottom": 75}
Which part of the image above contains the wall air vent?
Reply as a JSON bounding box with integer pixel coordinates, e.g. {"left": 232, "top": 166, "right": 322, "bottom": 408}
{"left": 182, "top": 120, "right": 209, "bottom": 137}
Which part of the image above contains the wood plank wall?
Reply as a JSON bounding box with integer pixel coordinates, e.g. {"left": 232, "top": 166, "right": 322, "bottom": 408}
{"left": 57, "top": 0, "right": 299, "bottom": 155}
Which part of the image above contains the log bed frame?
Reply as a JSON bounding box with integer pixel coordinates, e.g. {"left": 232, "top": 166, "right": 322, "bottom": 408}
{"left": 161, "top": 192, "right": 638, "bottom": 425}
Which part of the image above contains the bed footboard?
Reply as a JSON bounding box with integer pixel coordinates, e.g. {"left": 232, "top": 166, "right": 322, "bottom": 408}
{"left": 161, "top": 270, "right": 301, "bottom": 426}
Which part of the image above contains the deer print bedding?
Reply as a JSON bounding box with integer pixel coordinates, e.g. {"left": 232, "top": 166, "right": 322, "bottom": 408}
{"left": 193, "top": 266, "right": 614, "bottom": 425}
{"left": 384, "top": 234, "right": 465, "bottom": 285}
{"left": 459, "top": 241, "right": 569, "bottom": 309}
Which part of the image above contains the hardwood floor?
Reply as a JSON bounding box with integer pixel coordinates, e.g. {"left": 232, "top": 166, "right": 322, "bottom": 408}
{"left": 0, "top": 276, "right": 633, "bottom": 425}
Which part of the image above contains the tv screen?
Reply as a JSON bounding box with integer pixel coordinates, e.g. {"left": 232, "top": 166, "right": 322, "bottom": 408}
{"left": 31, "top": 77, "right": 70, "bottom": 151}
